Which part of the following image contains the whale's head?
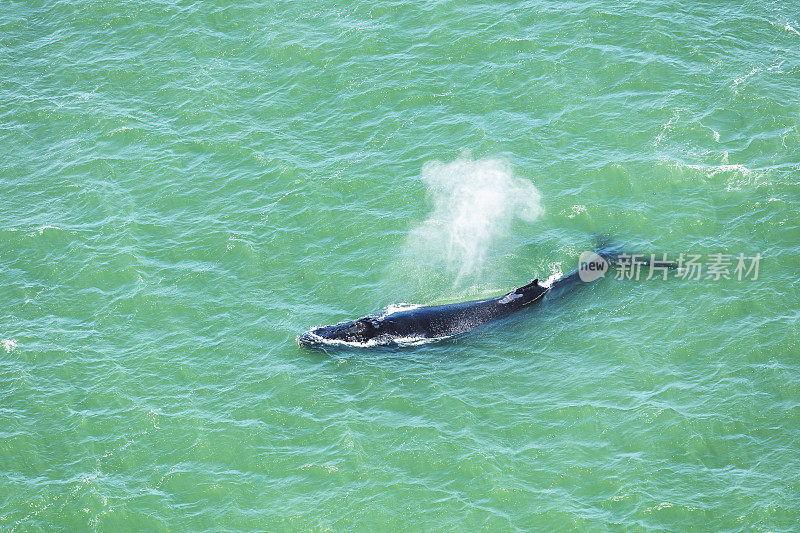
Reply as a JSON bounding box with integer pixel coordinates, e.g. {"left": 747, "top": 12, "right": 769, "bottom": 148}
{"left": 298, "top": 317, "right": 381, "bottom": 346}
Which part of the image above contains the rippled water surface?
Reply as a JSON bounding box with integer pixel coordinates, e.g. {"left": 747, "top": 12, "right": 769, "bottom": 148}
{"left": 2, "top": 0, "right": 799, "bottom": 530}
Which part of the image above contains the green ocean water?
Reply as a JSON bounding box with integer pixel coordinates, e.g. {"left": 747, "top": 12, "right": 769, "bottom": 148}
{"left": 2, "top": 0, "right": 800, "bottom": 530}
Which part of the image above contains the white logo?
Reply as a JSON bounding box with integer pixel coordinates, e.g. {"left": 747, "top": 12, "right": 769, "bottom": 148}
{"left": 578, "top": 251, "right": 608, "bottom": 282}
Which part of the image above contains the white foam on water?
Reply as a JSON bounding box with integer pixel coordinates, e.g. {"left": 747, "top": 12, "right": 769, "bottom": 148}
{"left": 733, "top": 67, "right": 758, "bottom": 87}
{"left": 297, "top": 330, "right": 444, "bottom": 348}
{"left": 404, "top": 156, "right": 544, "bottom": 282}
{"left": 658, "top": 158, "right": 766, "bottom": 191}
{"left": 654, "top": 110, "right": 680, "bottom": 147}
{"left": 540, "top": 266, "right": 564, "bottom": 288}
{"left": 682, "top": 163, "right": 753, "bottom": 176}
{"left": 2, "top": 339, "right": 18, "bottom": 353}
{"left": 35, "top": 225, "right": 61, "bottom": 235}
{"left": 567, "top": 205, "right": 586, "bottom": 218}
{"left": 767, "top": 60, "right": 785, "bottom": 72}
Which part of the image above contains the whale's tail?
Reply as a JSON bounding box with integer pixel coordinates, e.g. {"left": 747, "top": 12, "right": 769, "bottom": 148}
{"left": 592, "top": 234, "right": 628, "bottom": 264}
{"left": 593, "top": 234, "right": 679, "bottom": 269}
{"left": 547, "top": 235, "right": 676, "bottom": 297}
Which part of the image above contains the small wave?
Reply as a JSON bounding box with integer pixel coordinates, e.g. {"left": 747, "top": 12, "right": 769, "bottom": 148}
{"left": 654, "top": 110, "right": 680, "bottom": 147}
{"left": 659, "top": 159, "right": 766, "bottom": 190}
{"left": 297, "top": 330, "right": 447, "bottom": 349}
{"left": 33, "top": 225, "right": 61, "bottom": 235}
{"left": 683, "top": 162, "right": 753, "bottom": 176}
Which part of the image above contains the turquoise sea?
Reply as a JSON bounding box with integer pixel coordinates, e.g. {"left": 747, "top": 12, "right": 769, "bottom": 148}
{"left": 2, "top": 0, "right": 799, "bottom": 530}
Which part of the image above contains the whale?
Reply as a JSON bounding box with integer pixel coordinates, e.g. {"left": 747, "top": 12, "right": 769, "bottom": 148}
{"left": 296, "top": 249, "right": 620, "bottom": 348}
{"left": 297, "top": 277, "right": 549, "bottom": 347}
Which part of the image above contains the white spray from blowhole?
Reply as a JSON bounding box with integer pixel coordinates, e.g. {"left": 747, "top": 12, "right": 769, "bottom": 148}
{"left": 403, "top": 155, "right": 544, "bottom": 285}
